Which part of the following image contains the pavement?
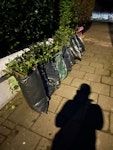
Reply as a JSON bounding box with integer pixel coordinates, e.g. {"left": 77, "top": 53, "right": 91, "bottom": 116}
{"left": 0, "top": 22, "right": 113, "bottom": 150}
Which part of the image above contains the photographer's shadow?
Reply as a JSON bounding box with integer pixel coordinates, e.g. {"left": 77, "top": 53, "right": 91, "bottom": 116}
{"left": 51, "top": 83, "right": 104, "bottom": 150}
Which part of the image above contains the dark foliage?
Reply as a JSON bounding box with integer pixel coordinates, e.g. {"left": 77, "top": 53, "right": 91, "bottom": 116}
{"left": 0, "top": 0, "right": 95, "bottom": 58}
{"left": 0, "top": 0, "right": 59, "bottom": 58}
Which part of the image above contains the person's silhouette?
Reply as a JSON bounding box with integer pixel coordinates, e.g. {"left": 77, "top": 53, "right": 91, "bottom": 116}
{"left": 51, "top": 83, "right": 103, "bottom": 150}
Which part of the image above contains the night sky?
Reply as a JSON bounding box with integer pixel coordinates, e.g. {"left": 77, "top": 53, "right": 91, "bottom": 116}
{"left": 94, "top": 0, "right": 113, "bottom": 12}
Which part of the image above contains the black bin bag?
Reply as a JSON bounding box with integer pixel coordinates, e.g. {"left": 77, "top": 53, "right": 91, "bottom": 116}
{"left": 16, "top": 68, "right": 49, "bottom": 113}
{"left": 62, "top": 46, "right": 75, "bottom": 72}
{"left": 70, "top": 38, "right": 82, "bottom": 60}
{"left": 74, "top": 34, "right": 85, "bottom": 53}
{"left": 38, "top": 61, "right": 60, "bottom": 99}
{"left": 38, "top": 65, "right": 55, "bottom": 98}
{"left": 44, "top": 61, "right": 60, "bottom": 89}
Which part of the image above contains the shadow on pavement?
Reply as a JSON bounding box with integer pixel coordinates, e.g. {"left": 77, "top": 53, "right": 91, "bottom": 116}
{"left": 51, "top": 83, "right": 104, "bottom": 150}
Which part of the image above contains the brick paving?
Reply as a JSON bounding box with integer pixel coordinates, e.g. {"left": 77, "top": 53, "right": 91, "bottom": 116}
{"left": 0, "top": 22, "right": 113, "bottom": 150}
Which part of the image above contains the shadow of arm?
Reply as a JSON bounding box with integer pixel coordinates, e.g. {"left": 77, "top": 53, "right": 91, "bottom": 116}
{"left": 90, "top": 104, "right": 104, "bottom": 130}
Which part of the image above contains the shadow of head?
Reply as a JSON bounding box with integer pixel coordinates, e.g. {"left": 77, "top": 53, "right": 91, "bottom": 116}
{"left": 78, "top": 83, "right": 91, "bottom": 96}
{"left": 74, "top": 83, "right": 92, "bottom": 102}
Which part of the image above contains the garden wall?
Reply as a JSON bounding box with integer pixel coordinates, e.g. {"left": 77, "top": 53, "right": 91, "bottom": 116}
{"left": 0, "top": 48, "right": 30, "bottom": 109}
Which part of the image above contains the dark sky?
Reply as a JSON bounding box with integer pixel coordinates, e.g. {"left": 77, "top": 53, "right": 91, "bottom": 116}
{"left": 94, "top": 0, "right": 113, "bottom": 12}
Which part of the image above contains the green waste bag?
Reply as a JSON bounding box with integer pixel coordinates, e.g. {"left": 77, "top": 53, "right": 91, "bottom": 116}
{"left": 53, "top": 51, "right": 68, "bottom": 80}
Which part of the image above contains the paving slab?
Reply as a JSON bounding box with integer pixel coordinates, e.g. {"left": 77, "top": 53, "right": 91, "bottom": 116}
{"left": 0, "top": 125, "right": 41, "bottom": 150}
{"left": 94, "top": 68, "right": 110, "bottom": 76}
{"left": 111, "top": 72, "right": 113, "bottom": 77}
{"left": 0, "top": 117, "right": 5, "bottom": 124}
{"left": 36, "top": 137, "right": 52, "bottom": 150}
{"left": 90, "top": 62, "right": 104, "bottom": 69}
{"left": 2, "top": 120, "right": 16, "bottom": 130}
{"left": 72, "top": 63, "right": 81, "bottom": 70}
{"left": 110, "top": 86, "right": 113, "bottom": 97}
{"left": 96, "top": 131, "right": 113, "bottom": 150}
{"left": 31, "top": 112, "right": 59, "bottom": 140}
{"left": 110, "top": 112, "right": 113, "bottom": 134}
{"left": 71, "top": 78, "right": 91, "bottom": 88}
{"left": 55, "top": 97, "right": 68, "bottom": 114}
{"left": 80, "top": 65, "right": 96, "bottom": 73}
{"left": 48, "top": 95, "right": 62, "bottom": 113}
{"left": 104, "top": 63, "right": 113, "bottom": 71}
{"left": 8, "top": 101, "right": 39, "bottom": 128}
{"left": 0, "top": 134, "right": 5, "bottom": 145}
{"left": 91, "top": 82, "right": 110, "bottom": 96}
{"left": 76, "top": 60, "right": 90, "bottom": 66}
{"left": 84, "top": 73, "right": 101, "bottom": 82}
{"left": 0, "top": 125, "right": 11, "bottom": 136}
{"left": 102, "top": 76, "right": 113, "bottom": 85}
{"left": 98, "top": 95, "right": 113, "bottom": 111}
{"left": 89, "top": 92, "right": 98, "bottom": 104}
{"left": 0, "top": 92, "right": 24, "bottom": 119}
{"left": 61, "top": 76, "right": 74, "bottom": 85}
{"left": 54, "top": 84, "right": 77, "bottom": 99}
{"left": 102, "top": 111, "right": 110, "bottom": 131}
{"left": 68, "top": 69, "right": 86, "bottom": 79}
